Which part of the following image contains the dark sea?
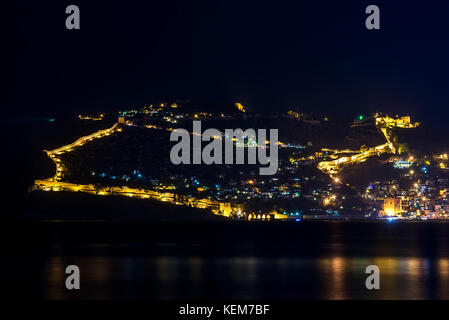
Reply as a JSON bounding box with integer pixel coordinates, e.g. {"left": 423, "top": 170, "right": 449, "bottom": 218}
{"left": 2, "top": 221, "right": 449, "bottom": 300}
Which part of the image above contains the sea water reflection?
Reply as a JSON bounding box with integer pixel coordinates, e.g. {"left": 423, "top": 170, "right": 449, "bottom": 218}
{"left": 33, "top": 221, "right": 449, "bottom": 299}
{"left": 43, "top": 254, "right": 449, "bottom": 299}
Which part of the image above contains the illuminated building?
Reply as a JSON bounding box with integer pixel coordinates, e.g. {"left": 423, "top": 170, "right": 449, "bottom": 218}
{"left": 383, "top": 197, "right": 402, "bottom": 216}
{"left": 235, "top": 102, "right": 246, "bottom": 113}
{"left": 394, "top": 160, "right": 412, "bottom": 169}
{"left": 78, "top": 113, "right": 104, "bottom": 121}
{"left": 219, "top": 203, "right": 231, "bottom": 217}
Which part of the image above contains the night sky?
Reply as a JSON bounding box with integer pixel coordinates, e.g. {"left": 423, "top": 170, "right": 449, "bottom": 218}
{"left": 5, "top": 0, "right": 449, "bottom": 125}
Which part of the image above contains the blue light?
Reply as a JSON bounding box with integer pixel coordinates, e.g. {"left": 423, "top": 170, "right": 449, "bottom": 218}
{"left": 295, "top": 218, "right": 302, "bottom": 222}
{"left": 387, "top": 217, "right": 397, "bottom": 223}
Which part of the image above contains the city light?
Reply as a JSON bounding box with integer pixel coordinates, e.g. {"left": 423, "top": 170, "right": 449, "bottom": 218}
{"left": 31, "top": 109, "right": 449, "bottom": 222}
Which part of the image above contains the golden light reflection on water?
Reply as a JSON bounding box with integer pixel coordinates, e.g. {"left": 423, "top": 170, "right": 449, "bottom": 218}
{"left": 187, "top": 257, "right": 203, "bottom": 283}
{"left": 229, "top": 257, "right": 258, "bottom": 284}
{"left": 44, "top": 255, "right": 113, "bottom": 299}
{"left": 314, "top": 256, "right": 449, "bottom": 300}
{"left": 155, "top": 256, "right": 179, "bottom": 283}
{"left": 438, "top": 258, "right": 449, "bottom": 298}
{"left": 372, "top": 257, "right": 399, "bottom": 299}
{"left": 318, "top": 256, "right": 346, "bottom": 299}
{"left": 43, "top": 254, "right": 449, "bottom": 299}
{"left": 405, "top": 258, "right": 425, "bottom": 300}
{"left": 44, "top": 256, "right": 65, "bottom": 300}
